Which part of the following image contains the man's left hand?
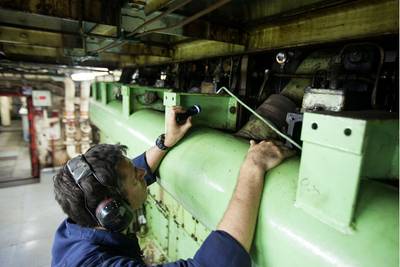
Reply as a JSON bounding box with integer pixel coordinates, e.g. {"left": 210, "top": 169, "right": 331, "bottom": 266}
{"left": 165, "top": 106, "right": 192, "bottom": 147}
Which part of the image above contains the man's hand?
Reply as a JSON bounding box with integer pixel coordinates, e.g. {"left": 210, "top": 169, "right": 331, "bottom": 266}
{"left": 164, "top": 106, "right": 192, "bottom": 147}
{"left": 243, "top": 140, "right": 296, "bottom": 173}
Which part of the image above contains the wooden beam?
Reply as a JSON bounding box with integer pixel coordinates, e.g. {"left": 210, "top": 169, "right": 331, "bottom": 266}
{"left": 173, "top": 40, "right": 245, "bottom": 61}
{"left": 1, "top": 43, "right": 172, "bottom": 68}
{"left": 99, "top": 53, "right": 172, "bottom": 67}
{"left": 248, "top": 0, "right": 399, "bottom": 51}
{"left": 0, "top": 26, "right": 171, "bottom": 57}
{"left": 110, "top": 43, "right": 172, "bottom": 57}
{"left": 135, "top": 19, "right": 246, "bottom": 45}
{"left": 0, "top": 0, "right": 121, "bottom": 25}
{"left": 0, "top": 26, "right": 81, "bottom": 48}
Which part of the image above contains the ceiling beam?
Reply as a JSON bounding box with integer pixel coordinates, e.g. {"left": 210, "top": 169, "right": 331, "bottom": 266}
{"left": 0, "top": 0, "right": 122, "bottom": 25}
{"left": 1, "top": 43, "right": 172, "bottom": 68}
{"left": 160, "top": 19, "right": 246, "bottom": 45}
{"left": 0, "top": 26, "right": 82, "bottom": 48}
{"left": 248, "top": 0, "right": 398, "bottom": 51}
{"left": 0, "top": 26, "right": 171, "bottom": 57}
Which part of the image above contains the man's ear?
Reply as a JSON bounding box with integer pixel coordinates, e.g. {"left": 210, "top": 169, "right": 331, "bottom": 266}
{"left": 135, "top": 167, "right": 146, "bottom": 182}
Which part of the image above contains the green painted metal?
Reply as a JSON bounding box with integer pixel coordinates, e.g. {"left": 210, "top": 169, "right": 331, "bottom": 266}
{"left": 90, "top": 85, "right": 399, "bottom": 267}
{"left": 163, "top": 91, "right": 239, "bottom": 130}
{"left": 297, "top": 111, "right": 399, "bottom": 233}
{"left": 93, "top": 82, "right": 239, "bottom": 131}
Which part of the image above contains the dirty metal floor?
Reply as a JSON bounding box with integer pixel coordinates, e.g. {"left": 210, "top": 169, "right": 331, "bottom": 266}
{"left": 0, "top": 120, "right": 34, "bottom": 187}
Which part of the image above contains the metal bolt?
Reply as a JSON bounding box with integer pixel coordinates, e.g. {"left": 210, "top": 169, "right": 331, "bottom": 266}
{"left": 311, "top": 123, "right": 318, "bottom": 130}
{"left": 229, "top": 106, "right": 236, "bottom": 114}
{"left": 276, "top": 52, "right": 287, "bottom": 65}
{"left": 344, "top": 128, "right": 352, "bottom": 136}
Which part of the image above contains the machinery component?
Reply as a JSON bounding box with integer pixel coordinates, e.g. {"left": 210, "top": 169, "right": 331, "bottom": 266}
{"left": 234, "top": 91, "right": 300, "bottom": 149}
{"left": 254, "top": 94, "right": 297, "bottom": 130}
{"left": 302, "top": 87, "right": 346, "bottom": 112}
{"left": 238, "top": 55, "right": 248, "bottom": 96}
{"left": 92, "top": 82, "right": 167, "bottom": 114}
{"left": 297, "top": 111, "right": 398, "bottom": 233}
{"left": 276, "top": 52, "right": 288, "bottom": 65}
{"left": 92, "top": 82, "right": 239, "bottom": 131}
{"left": 285, "top": 112, "right": 303, "bottom": 148}
{"left": 137, "top": 92, "right": 158, "bottom": 105}
{"left": 336, "top": 43, "right": 384, "bottom": 109}
{"left": 256, "top": 69, "right": 270, "bottom": 102}
{"left": 133, "top": 207, "right": 148, "bottom": 237}
{"left": 89, "top": 88, "right": 398, "bottom": 266}
{"left": 280, "top": 49, "right": 336, "bottom": 104}
{"left": 163, "top": 91, "right": 238, "bottom": 130}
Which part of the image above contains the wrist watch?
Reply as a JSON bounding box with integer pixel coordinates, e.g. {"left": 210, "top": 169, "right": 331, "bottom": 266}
{"left": 155, "top": 134, "right": 170, "bottom": 150}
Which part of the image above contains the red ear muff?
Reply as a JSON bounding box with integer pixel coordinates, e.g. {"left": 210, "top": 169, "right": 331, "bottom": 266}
{"left": 95, "top": 197, "right": 134, "bottom": 232}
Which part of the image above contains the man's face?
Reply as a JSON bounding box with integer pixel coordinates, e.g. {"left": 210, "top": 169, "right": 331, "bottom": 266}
{"left": 116, "top": 157, "right": 147, "bottom": 210}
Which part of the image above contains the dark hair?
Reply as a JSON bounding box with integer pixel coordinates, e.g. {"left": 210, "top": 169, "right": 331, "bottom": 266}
{"left": 53, "top": 144, "right": 127, "bottom": 227}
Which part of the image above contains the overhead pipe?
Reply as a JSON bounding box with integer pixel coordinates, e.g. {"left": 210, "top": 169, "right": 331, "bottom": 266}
{"left": 64, "top": 77, "right": 78, "bottom": 158}
{"left": 79, "top": 81, "right": 92, "bottom": 153}
{"left": 0, "top": 96, "right": 11, "bottom": 126}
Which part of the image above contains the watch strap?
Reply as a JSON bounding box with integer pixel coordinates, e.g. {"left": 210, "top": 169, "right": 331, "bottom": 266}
{"left": 156, "top": 134, "right": 169, "bottom": 150}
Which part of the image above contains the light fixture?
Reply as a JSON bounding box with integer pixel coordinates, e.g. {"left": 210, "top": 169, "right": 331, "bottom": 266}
{"left": 160, "top": 71, "right": 167, "bottom": 81}
{"left": 70, "top": 71, "right": 109, "bottom": 81}
{"left": 71, "top": 72, "right": 95, "bottom": 81}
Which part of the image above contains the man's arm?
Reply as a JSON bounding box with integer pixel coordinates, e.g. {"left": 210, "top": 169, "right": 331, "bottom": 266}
{"left": 217, "top": 140, "right": 295, "bottom": 252}
{"left": 145, "top": 106, "right": 192, "bottom": 172}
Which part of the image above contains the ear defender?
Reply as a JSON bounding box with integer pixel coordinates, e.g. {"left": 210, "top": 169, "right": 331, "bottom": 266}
{"left": 66, "top": 154, "right": 134, "bottom": 232}
{"left": 95, "top": 198, "right": 134, "bottom": 232}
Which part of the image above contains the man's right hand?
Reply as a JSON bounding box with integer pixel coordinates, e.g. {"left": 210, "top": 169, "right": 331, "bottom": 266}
{"left": 243, "top": 140, "right": 296, "bottom": 173}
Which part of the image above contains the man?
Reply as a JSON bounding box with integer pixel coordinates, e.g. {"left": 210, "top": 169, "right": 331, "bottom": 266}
{"left": 52, "top": 107, "right": 294, "bottom": 266}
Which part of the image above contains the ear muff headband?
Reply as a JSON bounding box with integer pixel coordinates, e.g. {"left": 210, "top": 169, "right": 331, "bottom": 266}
{"left": 66, "top": 154, "right": 134, "bottom": 232}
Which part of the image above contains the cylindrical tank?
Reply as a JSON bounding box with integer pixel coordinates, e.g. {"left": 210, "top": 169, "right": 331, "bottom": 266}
{"left": 90, "top": 100, "right": 398, "bottom": 267}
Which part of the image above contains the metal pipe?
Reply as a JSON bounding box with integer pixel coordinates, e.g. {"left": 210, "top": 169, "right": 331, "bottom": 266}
{"left": 0, "top": 96, "right": 11, "bottom": 126}
{"left": 80, "top": 81, "right": 91, "bottom": 120}
{"left": 80, "top": 81, "right": 92, "bottom": 153}
{"left": 64, "top": 78, "right": 75, "bottom": 121}
{"left": 64, "top": 77, "right": 78, "bottom": 158}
